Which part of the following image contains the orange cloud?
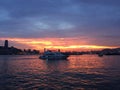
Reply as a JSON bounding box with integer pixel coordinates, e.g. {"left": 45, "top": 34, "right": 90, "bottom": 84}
{"left": 0, "top": 37, "right": 117, "bottom": 51}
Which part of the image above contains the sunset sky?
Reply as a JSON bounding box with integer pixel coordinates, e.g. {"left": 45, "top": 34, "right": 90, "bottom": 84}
{"left": 0, "top": 0, "right": 120, "bottom": 51}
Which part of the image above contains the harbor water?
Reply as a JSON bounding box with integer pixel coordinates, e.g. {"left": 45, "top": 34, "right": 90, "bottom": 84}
{"left": 0, "top": 55, "right": 120, "bottom": 90}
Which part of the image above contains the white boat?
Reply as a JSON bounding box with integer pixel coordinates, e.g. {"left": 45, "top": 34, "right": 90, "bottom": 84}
{"left": 39, "top": 50, "right": 69, "bottom": 60}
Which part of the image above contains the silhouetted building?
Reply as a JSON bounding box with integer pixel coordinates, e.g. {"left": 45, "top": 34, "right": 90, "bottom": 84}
{"left": 4, "top": 40, "right": 8, "bottom": 48}
{"left": 0, "top": 40, "right": 40, "bottom": 55}
{"left": 0, "top": 40, "right": 22, "bottom": 55}
{"left": 58, "top": 49, "right": 60, "bottom": 52}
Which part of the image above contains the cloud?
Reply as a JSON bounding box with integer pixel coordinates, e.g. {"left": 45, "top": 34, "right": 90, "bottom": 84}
{"left": 0, "top": 0, "right": 120, "bottom": 47}
{"left": 74, "top": 0, "right": 120, "bottom": 6}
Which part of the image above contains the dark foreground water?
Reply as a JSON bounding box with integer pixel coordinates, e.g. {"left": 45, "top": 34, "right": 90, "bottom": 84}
{"left": 0, "top": 55, "right": 120, "bottom": 90}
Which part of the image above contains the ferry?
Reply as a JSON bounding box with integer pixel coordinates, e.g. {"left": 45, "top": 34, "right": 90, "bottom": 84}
{"left": 39, "top": 50, "right": 69, "bottom": 60}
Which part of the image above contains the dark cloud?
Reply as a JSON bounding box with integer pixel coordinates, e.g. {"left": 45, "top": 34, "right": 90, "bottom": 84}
{"left": 74, "top": 0, "right": 120, "bottom": 6}
{"left": 0, "top": 0, "right": 120, "bottom": 46}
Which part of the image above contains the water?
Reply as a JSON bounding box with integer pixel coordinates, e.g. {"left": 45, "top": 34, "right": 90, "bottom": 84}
{"left": 0, "top": 55, "right": 120, "bottom": 90}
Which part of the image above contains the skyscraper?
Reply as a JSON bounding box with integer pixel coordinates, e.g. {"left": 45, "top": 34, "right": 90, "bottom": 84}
{"left": 4, "top": 40, "right": 8, "bottom": 48}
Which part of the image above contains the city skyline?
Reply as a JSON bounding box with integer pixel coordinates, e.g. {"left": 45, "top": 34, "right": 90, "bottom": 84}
{"left": 0, "top": 0, "right": 120, "bottom": 51}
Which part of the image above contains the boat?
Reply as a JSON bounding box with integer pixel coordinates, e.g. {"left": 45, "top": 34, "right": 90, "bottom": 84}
{"left": 98, "top": 53, "right": 104, "bottom": 57}
{"left": 39, "top": 50, "right": 69, "bottom": 60}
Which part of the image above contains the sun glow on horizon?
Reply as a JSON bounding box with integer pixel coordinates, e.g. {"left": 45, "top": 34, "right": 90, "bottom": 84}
{"left": 0, "top": 38, "right": 117, "bottom": 51}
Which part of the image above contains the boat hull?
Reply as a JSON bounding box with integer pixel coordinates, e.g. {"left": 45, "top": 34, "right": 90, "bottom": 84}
{"left": 39, "top": 55, "right": 68, "bottom": 60}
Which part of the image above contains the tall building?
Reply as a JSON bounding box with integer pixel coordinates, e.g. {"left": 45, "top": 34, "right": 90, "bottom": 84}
{"left": 4, "top": 40, "right": 8, "bottom": 48}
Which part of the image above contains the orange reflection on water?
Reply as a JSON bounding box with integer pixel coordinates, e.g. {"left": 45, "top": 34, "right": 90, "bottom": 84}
{"left": 68, "top": 55, "right": 105, "bottom": 74}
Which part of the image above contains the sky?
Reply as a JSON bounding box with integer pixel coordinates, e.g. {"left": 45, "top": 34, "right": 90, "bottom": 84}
{"left": 0, "top": 0, "right": 120, "bottom": 51}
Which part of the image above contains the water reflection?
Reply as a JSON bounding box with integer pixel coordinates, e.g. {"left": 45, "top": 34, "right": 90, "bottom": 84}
{"left": 0, "top": 56, "right": 11, "bottom": 75}
{"left": 0, "top": 55, "right": 120, "bottom": 90}
{"left": 68, "top": 55, "right": 104, "bottom": 68}
{"left": 44, "top": 60, "right": 69, "bottom": 72}
{"left": 67, "top": 55, "right": 105, "bottom": 75}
